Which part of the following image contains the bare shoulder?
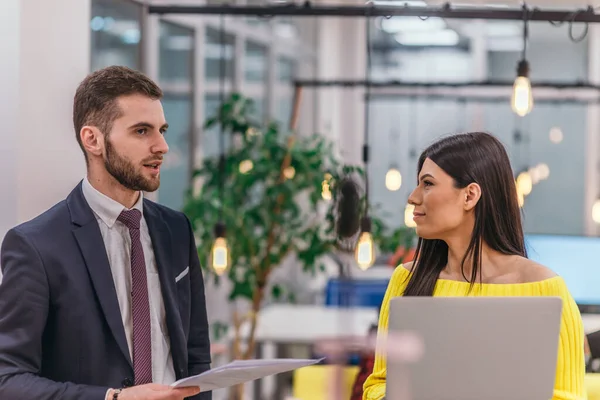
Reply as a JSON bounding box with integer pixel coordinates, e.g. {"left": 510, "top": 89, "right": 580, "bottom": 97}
{"left": 400, "top": 261, "right": 415, "bottom": 273}
{"left": 515, "top": 257, "right": 558, "bottom": 283}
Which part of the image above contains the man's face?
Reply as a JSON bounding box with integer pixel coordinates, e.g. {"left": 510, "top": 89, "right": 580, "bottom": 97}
{"left": 103, "top": 94, "right": 169, "bottom": 192}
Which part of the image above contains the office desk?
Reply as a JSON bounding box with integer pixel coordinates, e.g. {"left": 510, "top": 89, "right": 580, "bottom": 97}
{"left": 235, "top": 304, "right": 378, "bottom": 400}
{"left": 236, "top": 305, "right": 600, "bottom": 400}
{"left": 241, "top": 305, "right": 600, "bottom": 345}
{"left": 239, "top": 304, "right": 379, "bottom": 343}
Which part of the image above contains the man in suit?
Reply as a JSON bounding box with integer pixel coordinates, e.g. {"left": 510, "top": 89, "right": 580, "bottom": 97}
{"left": 0, "top": 66, "right": 211, "bottom": 400}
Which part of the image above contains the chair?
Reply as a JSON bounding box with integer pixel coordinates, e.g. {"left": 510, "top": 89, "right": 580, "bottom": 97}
{"left": 292, "top": 365, "right": 359, "bottom": 400}
{"left": 586, "top": 374, "right": 600, "bottom": 400}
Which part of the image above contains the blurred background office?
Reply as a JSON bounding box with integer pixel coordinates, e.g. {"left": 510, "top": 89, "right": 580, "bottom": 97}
{"left": 4, "top": 0, "right": 600, "bottom": 399}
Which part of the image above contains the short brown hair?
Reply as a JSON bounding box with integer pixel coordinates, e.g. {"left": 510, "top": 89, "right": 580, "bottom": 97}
{"left": 73, "top": 66, "right": 163, "bottom": 157}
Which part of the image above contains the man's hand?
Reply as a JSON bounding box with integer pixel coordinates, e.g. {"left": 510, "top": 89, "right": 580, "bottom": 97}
{"left": 110, "top": 384, "right": 201, "bottom": 400}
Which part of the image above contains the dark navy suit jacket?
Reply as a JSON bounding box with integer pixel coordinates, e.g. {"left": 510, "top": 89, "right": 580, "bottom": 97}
{"left": 0, "top": 182, "right": 212, "bottom": 399}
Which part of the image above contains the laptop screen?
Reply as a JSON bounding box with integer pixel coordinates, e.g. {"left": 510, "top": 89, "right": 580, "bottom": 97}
{"left": 525, "top": 234, "right": 600, "bottom": 307}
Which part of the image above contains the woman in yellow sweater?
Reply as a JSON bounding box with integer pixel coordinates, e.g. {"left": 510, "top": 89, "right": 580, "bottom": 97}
{"left": 362, "top": 132, "right": 585, "bottom": 400}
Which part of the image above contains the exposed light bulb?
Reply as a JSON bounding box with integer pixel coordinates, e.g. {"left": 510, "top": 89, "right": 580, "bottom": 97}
{"left": 593, "top": 199, "right": 600, "bottom": 224}
{"left": 537, "top": 163, "right": 550, "bottom": 180}
{"left": 283, "top": 166, "right": 295, "bottom": 180}
{"left": 321, "top": 180, "right": 332, "bottom": 200}
{"left": 516, "top": 188, "right": 525, "bottom": 208}
{"left": 355, "top": 217, "right": 375, "bottom": 270}
{"left": 404, "top": 204, "right": 417, "bottom": 228}
{"left": 355, "top": 232, "right": 375, "bottom": 270}
{"left": 549, "top": 127, "right": 563, "bottom": 144}
{"left": 512, "top": 77, "right": 533, "bottom": 117}
{"left": 239, "top": 159, "right": 253, "bottom": 174}
{"left": 385, "top": 167, "right": 402, "bottom": 191}
{"left": 511, "top": 60, "right": 533, "bottom": 117}
{"left": 516, "top": 171, "right": 533, "bottom": 196}
{"left": 211, "top": 237, "right": 229, "bottom": 275}
{"left": 211, "top": 223, "right": 230, "bottom": 275}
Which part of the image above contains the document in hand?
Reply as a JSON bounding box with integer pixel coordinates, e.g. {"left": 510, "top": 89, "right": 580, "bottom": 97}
{"left": 171, "top": 358, "right": 324, "bottom": 392}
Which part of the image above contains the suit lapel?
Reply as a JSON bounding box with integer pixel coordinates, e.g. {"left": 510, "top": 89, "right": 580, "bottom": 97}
{"left": 68, "top": 183, "right": 133, "bottom": 369}
{"left": 144, "top": 201, "right": 187, "bottom": 377}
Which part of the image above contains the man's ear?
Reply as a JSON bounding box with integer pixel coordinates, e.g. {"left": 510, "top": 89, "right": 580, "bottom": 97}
{"left": 80, "top": 126, "right": 104, "bottom": 158}
{"left": 464, "top": 182, "right": 481, "bottom": 211}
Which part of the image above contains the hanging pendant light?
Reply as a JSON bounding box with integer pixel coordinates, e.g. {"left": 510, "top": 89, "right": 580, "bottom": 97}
{"left": 355, "top": 217, "right": 375, "bottom": 270}
{"left": 211, "top": 13, "right": 230, "bottom": 275}
{"left": 512, "top": 60, "right": 533, "bottom": 117}
{"left": 516, "top": 169, "right": 533, "bottom": 196}
{"left": 354, "top": 11, "right": 375, "bottom": 270}
{"left": 385, "top": 128, "right": 402, "bottom": 191}
{"left": 593, "top": 197, "right": 600, "bottom": 224}
{"left": 404, "top": 203, "right": 416, "bottom": 228}
{"left": 511, "top": 12, "right": 533, "bottom": 117}
{"left": 385, "top": 166, "right": 402, "bottom": 191}
{"left": 211, "top": 222, "right": 229, "bottom": 275}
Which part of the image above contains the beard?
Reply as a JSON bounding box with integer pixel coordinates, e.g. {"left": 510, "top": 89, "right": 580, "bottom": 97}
{"left": 104, "top": 137, "right": 161, "bottom": 192}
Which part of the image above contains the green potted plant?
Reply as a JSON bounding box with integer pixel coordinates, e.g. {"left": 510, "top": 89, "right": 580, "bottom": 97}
{"left": 183, "top": 93, "right": 415, "bottom": 397}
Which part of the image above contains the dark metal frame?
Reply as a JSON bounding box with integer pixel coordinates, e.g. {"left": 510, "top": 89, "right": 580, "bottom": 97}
{"left": 291, "top": 79, "right": 600, "bottom": 101}
{"left": 289, "top": 79, "right": 600, "bottom": 103}
{"left": 368, "top": 94, "right": 600, "bottom": 104}
{"left": 148, "top": 2, "right": 600, "bottom": 23}
{"left": 292, "top": 79, "right": 600, "bottom": 90}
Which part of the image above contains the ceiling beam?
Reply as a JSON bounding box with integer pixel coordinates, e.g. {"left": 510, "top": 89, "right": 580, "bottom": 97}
{"left": 292, "top": 79, "right": 600, "bottom": 89}
{"left": 148, "top": 3, "right": 600, "bottom": 23}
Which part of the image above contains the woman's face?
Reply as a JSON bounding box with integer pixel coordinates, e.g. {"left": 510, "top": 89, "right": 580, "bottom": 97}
{"left": 407, "top": 158, "right": 477, "bottom": 239}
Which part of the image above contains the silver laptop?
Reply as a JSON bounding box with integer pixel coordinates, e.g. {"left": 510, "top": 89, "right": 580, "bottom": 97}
{"left": 386, "top": 296, "right": 562, "bottom": 400}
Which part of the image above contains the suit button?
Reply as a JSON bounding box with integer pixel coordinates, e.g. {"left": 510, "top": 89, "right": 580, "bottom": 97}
{"left": 122, "top": 378, "right": 133, "bottom": 388}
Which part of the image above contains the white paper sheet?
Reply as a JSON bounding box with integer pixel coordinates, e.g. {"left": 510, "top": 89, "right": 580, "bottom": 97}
{"left": 171, "top": 358, "right": 324, "bottom": 392}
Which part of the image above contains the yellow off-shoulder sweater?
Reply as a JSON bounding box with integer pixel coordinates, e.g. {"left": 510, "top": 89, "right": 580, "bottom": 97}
{"left": 363, "top": 265, "right": 586, "bottom": 400}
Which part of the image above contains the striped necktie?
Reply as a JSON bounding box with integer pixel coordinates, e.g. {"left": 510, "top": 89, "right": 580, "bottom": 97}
{"left": 118, "top": 209, "right": 152, "bottom": 385}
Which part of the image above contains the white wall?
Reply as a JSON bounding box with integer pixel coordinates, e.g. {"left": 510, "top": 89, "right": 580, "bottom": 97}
{"left": 0, "top": 0, "right": 21, "bottom": 243}
{"left": 0, "top": 0, "right": 89, "bottom": 246}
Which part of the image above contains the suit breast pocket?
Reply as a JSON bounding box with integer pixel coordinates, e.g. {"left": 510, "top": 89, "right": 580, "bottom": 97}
{"left": 175, "top": 266, "right": 190, "bottom": 283}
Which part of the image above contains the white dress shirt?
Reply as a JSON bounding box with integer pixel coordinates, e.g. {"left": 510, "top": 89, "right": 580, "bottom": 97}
{"left": 81, "top": 178, "right": 176, "bottom": 394}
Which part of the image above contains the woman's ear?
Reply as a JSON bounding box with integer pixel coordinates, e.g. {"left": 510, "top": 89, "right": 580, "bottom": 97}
{"left": 464, "top": 183, "right": 481, "bottom": 211}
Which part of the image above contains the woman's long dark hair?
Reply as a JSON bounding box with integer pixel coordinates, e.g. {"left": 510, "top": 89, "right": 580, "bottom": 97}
{"left": 403, "top": 132, "right": 527, "bottom": 296}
